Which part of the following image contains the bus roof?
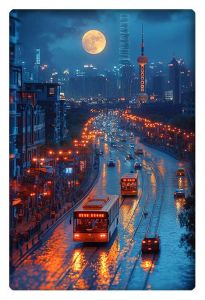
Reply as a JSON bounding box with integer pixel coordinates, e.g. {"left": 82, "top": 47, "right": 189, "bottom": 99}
{"left": 121, "top": 173, "right": 138, "bottom": 179}
{"left": 74, "top": 194, "right": 119, "bottom": 213}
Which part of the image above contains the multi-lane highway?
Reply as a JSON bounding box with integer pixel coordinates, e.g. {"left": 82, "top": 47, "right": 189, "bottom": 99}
{"left": 10, "top": 113, "right": 194, "bottom": 290}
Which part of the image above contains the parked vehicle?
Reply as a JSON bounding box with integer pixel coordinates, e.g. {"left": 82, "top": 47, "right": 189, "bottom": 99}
{"left": 174, "top": 188, "right": 185, "bottom": 199}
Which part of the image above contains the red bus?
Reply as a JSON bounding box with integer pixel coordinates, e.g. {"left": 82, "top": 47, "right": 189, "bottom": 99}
{"left": 120, "top": 173, "right": 138, "bottom": 196}
{"left": 73, "top": 195, "right": 119, "bottom": 243}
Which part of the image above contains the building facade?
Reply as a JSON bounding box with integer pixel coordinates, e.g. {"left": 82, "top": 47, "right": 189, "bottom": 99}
{"left": 23, "top": 83, "right": 66, "bottom": 145}
{"left": 9, "top": 10, "right": 22, "bottom": 178}
{"left": 16, "top": 92, "right": 45, "bottom": 171}
{"left": 168, "top": 57, "right": 181, "bottom": 105}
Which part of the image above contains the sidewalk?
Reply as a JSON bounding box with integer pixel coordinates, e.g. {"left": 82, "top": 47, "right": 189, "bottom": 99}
{"left": 10, "top": 155, "right": 100, "bottom": 269}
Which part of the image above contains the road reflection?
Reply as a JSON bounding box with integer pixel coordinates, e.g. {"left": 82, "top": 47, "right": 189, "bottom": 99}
{"left": 140, "top": 254, "right": 157, "bottom": 273}
{"left": 117, "top": 159, "right": 121, "bottom": 174}
{"left": 10, "top": 114, "right": 194, "bottom": 290}
{"left": 175, "top": 198, "right": 186, "bottom": 214}
{"left": 96, "top": 240, "right": 119, "bottom": 288}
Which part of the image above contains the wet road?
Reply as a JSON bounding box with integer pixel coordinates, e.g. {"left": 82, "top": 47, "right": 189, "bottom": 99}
{"left": 10, "top": 114, "right": 195, "bottom": 290}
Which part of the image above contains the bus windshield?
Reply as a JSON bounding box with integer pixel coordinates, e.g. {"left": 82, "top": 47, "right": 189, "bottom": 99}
{"left": 74, "top": 218, "right": 108, "bottom": 233}
{"left": 121, "top": 180, "right": 137, "bottom": 191}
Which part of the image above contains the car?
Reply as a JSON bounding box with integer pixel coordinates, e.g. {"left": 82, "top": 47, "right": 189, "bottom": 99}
{"left": 121, "top": 137, "right": 127, "bottom": 142}
{"left": 134, "top": 162, "right": 142, "bottom": 170}
{"left": 141, "top": 235, "right": 160, "bottom": 253}
{"left": 126, "top": 153, "right": 134, "bottom": 160}
{"left": 174, "top": 188, "right": 185, "bottom": 199}
{"left": 111, "top": 142, "right": 117, "bottom": 148}
{"left": 99, "top": 149, "right": 104, "bottom": 155}
{"left": 107, "top": 159, "right": 115, "bottom": 167}
{"left": 176, "top": 168, "right": 185, "bottom": 177}
{"left": 135, "top": 148, "right": 144, "bottom": 155}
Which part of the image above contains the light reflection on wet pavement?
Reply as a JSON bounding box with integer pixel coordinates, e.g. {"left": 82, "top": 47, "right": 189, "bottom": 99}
{"left": 10, "top": 115, "right": 194, "bottom": 290}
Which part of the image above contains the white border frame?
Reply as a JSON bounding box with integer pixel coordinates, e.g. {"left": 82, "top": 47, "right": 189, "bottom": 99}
{"left": 1, "top": 1, "right": 204, "bottom": 299}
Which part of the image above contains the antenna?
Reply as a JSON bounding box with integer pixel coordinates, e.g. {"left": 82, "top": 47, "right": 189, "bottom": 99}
{"left": 141, "top": 24, "right": 144, "bottom": 56}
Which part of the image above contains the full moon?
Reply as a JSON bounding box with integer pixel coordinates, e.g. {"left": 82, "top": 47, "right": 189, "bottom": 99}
{"left": 82, "top": 30, "right": 106, "bottom": 55}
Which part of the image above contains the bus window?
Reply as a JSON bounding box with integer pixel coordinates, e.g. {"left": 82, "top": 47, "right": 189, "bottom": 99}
{"left": 121, "top": 181, "right": 137, "bottom": 191}
{"left": 74, "top": 218, "right": 108, "bottom": 233}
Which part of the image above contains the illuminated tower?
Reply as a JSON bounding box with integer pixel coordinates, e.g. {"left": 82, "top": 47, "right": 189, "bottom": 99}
{"left": 137, "top": 25, "right": 148, "bottom": 103}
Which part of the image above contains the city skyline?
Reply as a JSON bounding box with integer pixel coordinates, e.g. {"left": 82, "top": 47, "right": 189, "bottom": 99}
{"left": 16, "top": 10, "right": 195, "bottom": 71}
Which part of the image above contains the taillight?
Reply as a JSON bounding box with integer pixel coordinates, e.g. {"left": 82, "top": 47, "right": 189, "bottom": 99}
{"left": 74, "top": 233, "right": 80, "bottom": 237}
{"left": 142, "top": 240, "right": 146, "bottom": 244}
{"left": 154, "top": 240, "right": 158, "bottom": 244}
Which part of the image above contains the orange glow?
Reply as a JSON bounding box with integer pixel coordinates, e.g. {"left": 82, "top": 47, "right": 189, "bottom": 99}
{"left": 122, "top": 178, "right": 136, "bottom": 182}
{"left": 140, "top": 257, "right": 155, "bottom": 272}
{"left": 77, "top": 213, "right": 105, "bottom": 218}
{"left": 175, "top": 198, "right": 186, "bottom": 213}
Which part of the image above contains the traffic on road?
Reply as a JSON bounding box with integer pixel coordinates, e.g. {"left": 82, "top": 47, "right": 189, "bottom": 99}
{"left": 10, "top": 111, "right": 194, "bottom": 290}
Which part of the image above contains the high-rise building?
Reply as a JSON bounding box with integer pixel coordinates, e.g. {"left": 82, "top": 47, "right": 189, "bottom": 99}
{"left": 9, "top": 10, "right": 22, "bottom": 178}
{"left": 119, "top": 14, "right": 130, "bottom": 66}
{"left": 137, "top": 25, "right": 148, "bottom": 104}
{"left": 106, "top": 69, "right": 118, "bottom": 99}
{"left": 118, "top": 14, "right": 135, "bottom": 100}
{"left": 34, "top": 48, "right": 40, "bottom": 82}
{"left": 179, "top": 60, "right": 194, "bottom": 94}
{"left": 152, "top": 75, "right": 166, "bottom": 101}
{"left": 118, "top": 64, "right": 135, "bottom": 100}
{"left": 168, "top": 57, "right": 181, "bottom": 104}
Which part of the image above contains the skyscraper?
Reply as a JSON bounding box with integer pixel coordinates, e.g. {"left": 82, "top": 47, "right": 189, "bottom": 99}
{"left": 118, "top": 14, "right": 135, "bottom": 100}
{"left": 119, "top": 14, "right": 130, "bottom": 65}
{"left": 137, "top": 25, "right": 148, "bottom": 104}
{"left": 152, "top": 75, "right": 166, "bottom": 101}
{"left": 34, "top": 48, "right": 40, "bottom": 82}
{"left": 168, "top": 57, "right": 181, "bottom": 104}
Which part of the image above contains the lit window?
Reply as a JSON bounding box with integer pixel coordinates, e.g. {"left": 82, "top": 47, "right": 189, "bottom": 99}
{"left": 48, "top": 87, "right": 55, "bottom": 96}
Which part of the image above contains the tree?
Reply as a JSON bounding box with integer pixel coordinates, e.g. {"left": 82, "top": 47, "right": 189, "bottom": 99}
{"left": 179, "top": 187, "right": 195, "bottom": 258}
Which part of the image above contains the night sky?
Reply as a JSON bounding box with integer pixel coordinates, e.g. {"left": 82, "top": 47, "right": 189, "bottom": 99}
{"left": 16, "top": 9, "right": 195, "bottom": 71}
